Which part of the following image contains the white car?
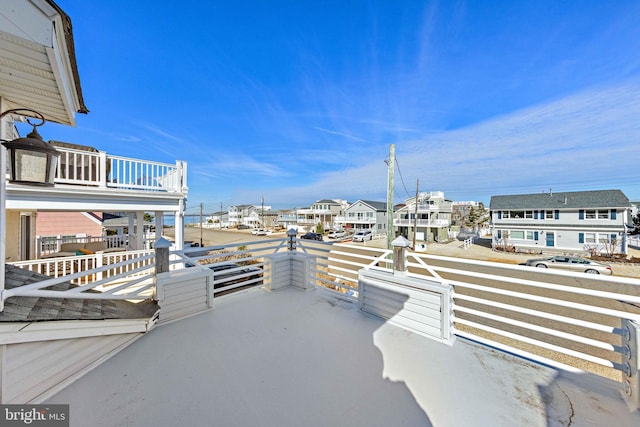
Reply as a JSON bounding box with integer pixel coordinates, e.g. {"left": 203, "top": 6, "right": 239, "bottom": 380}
{"left": 327, "top": 230, "right": 346, "bottom": 239}
{"left": 253, "top": 229, "right": 272, "bottom": 236}
{"left": 352, "top": 230, "right": 372, "bottom": 242}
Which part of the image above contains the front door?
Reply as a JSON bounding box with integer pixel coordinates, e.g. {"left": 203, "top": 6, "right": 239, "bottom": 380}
{"left": 546, "top": 232, "right": 555, "bottom": 247}
{"left": 20, "top": 214, "right": 32, "bottom": 260}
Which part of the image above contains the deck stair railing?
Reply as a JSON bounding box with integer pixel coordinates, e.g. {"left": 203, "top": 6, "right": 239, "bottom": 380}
{"left": 8, "top": 249, "right": 154, "bottom": 290}
{"left": 3, "top": 251, "right": 156, "bottom": 309}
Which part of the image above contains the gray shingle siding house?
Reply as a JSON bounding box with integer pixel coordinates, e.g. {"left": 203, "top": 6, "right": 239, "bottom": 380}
{"left": 490, "top": 190, "right": 632, "bottom": 254}
{"left": 335, "top": 200, "right": 388, "bottom": 233}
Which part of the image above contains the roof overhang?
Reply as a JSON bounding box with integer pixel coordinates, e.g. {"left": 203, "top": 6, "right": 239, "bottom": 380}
{"left": 6, "top": 184, "right": 186, "bottom": 212}
{"left": 0, "top": 0, "right": 88, "bottom": 126}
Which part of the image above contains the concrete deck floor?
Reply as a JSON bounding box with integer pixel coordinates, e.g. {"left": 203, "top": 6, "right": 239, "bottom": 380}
{"left": 47, "top": 286, "right": 639, "bottom": 426}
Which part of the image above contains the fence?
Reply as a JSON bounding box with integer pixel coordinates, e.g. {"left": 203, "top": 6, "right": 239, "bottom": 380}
{"left": 5, "top": 233, "right": 640, "bottom": 394}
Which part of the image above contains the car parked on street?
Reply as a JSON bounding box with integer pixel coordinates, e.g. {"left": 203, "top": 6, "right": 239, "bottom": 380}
{"left": 327, "top": 230, "right": 347, "bottom": 239}
{"left": 524, "top": 256, "right": 612, "bottom": 275}
{"left": 352, "top": 230, "right": 372, "bottom": 242}
{"left": 252, "top": 229, "right": 272, "bottom": 235}
{"left": 300, "top": 232, "right": 323, "bottom": 241}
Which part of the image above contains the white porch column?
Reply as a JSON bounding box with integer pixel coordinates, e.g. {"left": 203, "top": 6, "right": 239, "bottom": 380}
{"left": 155, "top": 211, "right": 164, "bottom": 241}
{"left": 136, "top": 212, "right": 144, "bottom": 250}
{"left": 174, "top": 200, "right": 185, "bottom": 250}
{"left": 128, "top": 213, "right": 135, "bottom": 250}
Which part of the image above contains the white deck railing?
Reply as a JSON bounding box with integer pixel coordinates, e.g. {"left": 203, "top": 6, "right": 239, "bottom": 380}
{"left": 36, "top": 234, "right": 155, "bottom": 258}
{"left": 393, "top": 218, "right": 450, "bottom": 227}
{"left": 5, "top": 250, "right": 156, "bottom": 300}
{"left": 53, "top": 145, "right": 187, "bottom": 193}
{"left": 5, "top": 235, "right": 640, "bottom": 387}
{"left": 9, "top": 249, "right": 154, "bottom": 284}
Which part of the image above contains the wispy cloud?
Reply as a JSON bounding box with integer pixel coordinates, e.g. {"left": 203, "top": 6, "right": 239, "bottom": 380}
{"left": 313, "top": 127, "right": 366, "bottom": 142}
{"left": 222, "top": 80, "right": 640, "bottom": 206}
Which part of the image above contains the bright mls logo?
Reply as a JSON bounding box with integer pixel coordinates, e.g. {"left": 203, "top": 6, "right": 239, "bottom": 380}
{"left": 0, "top": 405, "right": 68, "bottom": 426}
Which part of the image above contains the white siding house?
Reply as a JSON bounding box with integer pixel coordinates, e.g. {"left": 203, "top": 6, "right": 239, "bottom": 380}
{"left": 296, "top": 199, "right": 349, "bottom": 231}
{"left": 490, "top": 190, "right": 632, "bottom": 254}
{"left": 335, "top": 200, "right": 388, "bottom": 234}
{"left": 394, "top": 191, "right": 452, "bottom": 242}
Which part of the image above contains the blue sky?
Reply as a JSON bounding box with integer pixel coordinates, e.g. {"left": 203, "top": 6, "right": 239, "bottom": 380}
{"left": 40, "top": 1, "right": 640, "bottom": 213}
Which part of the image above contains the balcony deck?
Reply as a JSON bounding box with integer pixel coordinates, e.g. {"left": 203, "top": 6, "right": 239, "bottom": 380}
{"left": 46, "top": 286, "right": 638, "bottom": 426}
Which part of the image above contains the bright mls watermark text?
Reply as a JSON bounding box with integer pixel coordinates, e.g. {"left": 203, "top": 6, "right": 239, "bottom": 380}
{"left": 0, "top": 405, "right": 69, "bottom": 426}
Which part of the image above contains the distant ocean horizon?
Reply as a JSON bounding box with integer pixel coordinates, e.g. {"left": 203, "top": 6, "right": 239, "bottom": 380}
{"left": 160, "top": 214, "right": 202, "bottom": 227}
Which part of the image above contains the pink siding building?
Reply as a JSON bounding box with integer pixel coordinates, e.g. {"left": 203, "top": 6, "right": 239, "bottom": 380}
{"left": 36, "top": 212, "right": 103, "bottom": 238}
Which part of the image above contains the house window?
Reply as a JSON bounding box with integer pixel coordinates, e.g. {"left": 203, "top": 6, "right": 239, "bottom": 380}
{"left": 585, "top": 233, "right": 596, "bottom": 243}
{"left": 502, "top": 211, "right": 510, "bottom": 219}
{"left": 511, "top": 210, "right": 524, "bottom": 219}
{"left": 598, "top": 234, "right": 610, "bottom": 244}
{"left": 545, "top": 210, "right": 554, "bottom": 219}
{"left": 525, "top": 211, "right": 533, "bottom": 219}
{"left": 597, "top": 210, "right": 609, "bottom": 219}
{"left": 526, "top": 231, "right": 534, "bottom": 240}
{"left": 510, "top": 231, "right": 525, "bottom": 239}
{"left": 585, "top": 210, "right": 596, "bottom": 219}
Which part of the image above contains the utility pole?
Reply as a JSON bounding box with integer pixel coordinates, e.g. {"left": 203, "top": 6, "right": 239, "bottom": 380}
{"left": 412, "top": 179, "right": 419, "bottom": 250}
{"left": 199, "top": 203, "right": 204, "bottom": 247}
{"left": 386, "top": 144, "right": 395, "bottom": 250}
{"left": 261, "top": 196, "right": 264, "bottom": 227}
{"left": 220, "top": 202, "right": 223, "bottom": 230}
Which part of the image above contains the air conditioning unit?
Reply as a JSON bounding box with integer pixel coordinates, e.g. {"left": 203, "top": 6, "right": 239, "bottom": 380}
{"left": 414, "top": 243, "right": 427, "bottom": 252}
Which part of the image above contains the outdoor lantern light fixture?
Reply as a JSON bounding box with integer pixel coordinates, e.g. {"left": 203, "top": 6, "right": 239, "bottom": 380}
{"left": 0, "top": 108, "right": 60, "bottom": 186}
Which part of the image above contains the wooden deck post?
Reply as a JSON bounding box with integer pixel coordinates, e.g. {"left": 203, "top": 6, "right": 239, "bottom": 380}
{"left": 154, "top": 237, "right": 171, "bottom": 274}
{"left": 392, "top": 236, "right": 410, "bottom": 277}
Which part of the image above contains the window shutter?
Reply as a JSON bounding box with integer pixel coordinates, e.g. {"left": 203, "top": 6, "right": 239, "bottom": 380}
{"left": 540, "top": 210, "right": 545, "bottom": 218}
{"left": 578, "top": 233, "right": 584, "bottom": 244}
{"left": 534, "top": 231, "right": 539, "bottom": 241}
{"left": 534, "top": 211, "right": 538, "bottom": 219}
{"left": 579, "top": 210, "right": 584, "bottom": 220}
{"left": 554, "top": 210, "right": 559, "bottom": 220}
{"left": 611, "top": 233, "right": 617, "bottom": 241}
{"left": 498, "top": 211, "right": 502, "bottom": 219}
{"left": 497, "top": 230, "right": 502, "bottom": 239}
{"left": 611, "top": 209, "right": 616, "bottom": 220}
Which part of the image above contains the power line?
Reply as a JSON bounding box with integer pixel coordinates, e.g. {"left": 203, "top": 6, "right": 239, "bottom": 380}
{"left": 394, "top": 157, "right": 411, "bottom": 198}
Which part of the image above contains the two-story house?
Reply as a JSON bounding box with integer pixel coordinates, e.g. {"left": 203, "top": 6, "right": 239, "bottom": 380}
{"left": 490, "top": 190, "right": 632, "bottom": 254}
{"left": 205, "top": 210, "right": 229, "bottom": 228}
{"left": 296, "top": 199, "right": 349, "bottom": 231}
{"left": 335, "top": 200, "right": 388, "bottom": 234}
{"left": 394, "top": 192, "right": 452, "bottom": 242}
{"left": 228, "top": 204, "right": 273, "bottom": 228}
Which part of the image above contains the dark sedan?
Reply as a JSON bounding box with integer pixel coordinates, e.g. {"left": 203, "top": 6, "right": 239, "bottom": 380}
{"left": 300, "top": 232, "right": 323, "bottom": 241}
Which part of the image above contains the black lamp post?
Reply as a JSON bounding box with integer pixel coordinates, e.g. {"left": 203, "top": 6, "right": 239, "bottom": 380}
{"left": 0, "top": 109, "right": 59, "bottom": 186}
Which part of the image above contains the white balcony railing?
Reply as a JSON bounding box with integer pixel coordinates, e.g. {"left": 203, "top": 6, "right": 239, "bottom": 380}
{"left": 334, "top": 216, "right": 376, "bottom": 224}
{"left": 36, "top": 234, "right": 155, "bottom": 258}
{"left": 53, "top": 145, "right": 187, "bottom": 193}
{"left": 393, "top": 218, "right": 450, "bottom": 227}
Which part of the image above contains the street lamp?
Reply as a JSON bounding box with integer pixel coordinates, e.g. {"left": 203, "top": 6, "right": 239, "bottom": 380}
{"left": 0, "top": 109, "right": 59, "bottom": 186}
